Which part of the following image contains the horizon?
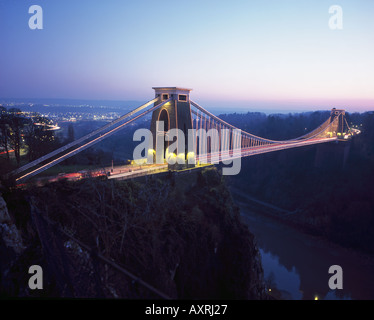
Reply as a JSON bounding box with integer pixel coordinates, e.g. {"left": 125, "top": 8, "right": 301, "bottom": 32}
{"left": 0, "top": 96, "right": 372, "bottom": 115}
{"left": 1, "top": 1, "right": 373, "bottom": 113}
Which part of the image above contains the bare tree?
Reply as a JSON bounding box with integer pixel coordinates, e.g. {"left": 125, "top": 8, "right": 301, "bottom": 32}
{"left": 0, "top": 106, "right": 10, "bottom": 160}
{"left": 8, "top": 108, "right": 25, "bottom": 166}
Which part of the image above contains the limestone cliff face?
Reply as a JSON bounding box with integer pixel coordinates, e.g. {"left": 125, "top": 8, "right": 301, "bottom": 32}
{"left": 0, "top": 193, "right": 24, "bottom": 255}
{"left": 0, "top": 193, "right": 10, "bottom": 223}
{"left": 1, "top": 168, "right": 266, "bottom": 299}
{"left": 1, "top": 192, "right": 26, "bottom": 297}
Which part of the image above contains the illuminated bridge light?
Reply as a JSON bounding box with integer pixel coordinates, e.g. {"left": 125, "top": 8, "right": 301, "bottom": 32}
{"left": 177, "top": 153, "right": 185, "bottom": 162}
{"left": 167, "top": 153, "right": 176, "bottom": 160}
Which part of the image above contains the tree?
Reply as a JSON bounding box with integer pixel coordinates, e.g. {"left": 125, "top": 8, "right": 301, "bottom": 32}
{"left": 23, "top": 115, "right": 58, "bottom": 161}
{"left": 0, "top": 106, "right": 10, "bottom": 160}
{"left": 67, "top": 124, "right": 75, "bottom": 142}
{"left": 8, "top": 108, "right": 25, "bottom": 166}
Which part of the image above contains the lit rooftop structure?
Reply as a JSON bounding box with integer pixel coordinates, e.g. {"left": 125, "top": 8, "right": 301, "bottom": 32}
{"left": 152, "top": 87, "right": 192, "bottom": 103}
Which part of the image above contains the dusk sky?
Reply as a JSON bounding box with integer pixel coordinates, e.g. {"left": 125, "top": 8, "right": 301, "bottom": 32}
{"left": 1, "top": 0, "right": 373, "bottom": 112}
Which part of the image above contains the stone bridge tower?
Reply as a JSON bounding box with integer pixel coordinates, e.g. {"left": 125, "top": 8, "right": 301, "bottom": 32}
{"left": 330, "top": 108, "right": 346, "bottom": 139}
{"left": 149, "top": 87, "right": 195, "bottom": 169}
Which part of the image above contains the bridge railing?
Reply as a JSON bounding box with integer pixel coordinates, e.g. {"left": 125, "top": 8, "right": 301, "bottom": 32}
{"left": 190, "top": 101, "right": 343, "bottom": 156}
{"left": 191, "top": 100, "right": 344, "bottom": 145}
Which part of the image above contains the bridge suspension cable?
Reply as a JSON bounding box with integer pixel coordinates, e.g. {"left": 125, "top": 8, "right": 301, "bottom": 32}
{"left": 190, "top": 100, "right": 342, "bottom": 144}
{"left": 189, "top": 101, "right": 348, "bottom": 164}
{"left": 9, "top": 92, "right": 351, "bottom": 183}
{"left": 15, "top": 98, "right": 172, "bottom": 182}
{"left": 10, "top": 98, "right": 159, "bottom": 178}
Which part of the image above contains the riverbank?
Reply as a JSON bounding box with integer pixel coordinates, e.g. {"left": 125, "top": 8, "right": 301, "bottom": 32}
{"left": 230, "top": 186, "right": 374, "bottom": 300}
{"left": 231, "top": 185, "right": 374, "bottom": 258}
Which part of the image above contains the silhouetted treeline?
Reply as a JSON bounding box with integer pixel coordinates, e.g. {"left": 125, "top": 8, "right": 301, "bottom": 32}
{"left": 0, "top": 107, "right": 60, "bottom": 173}
{"left": 225, "top": 111, "right": 374, "bottom": 254}
{"left": 219, "top": 111, "right": 332, "bottom": 140}
{"left": 0, "top": 108, "right": 120, "bottom": 176}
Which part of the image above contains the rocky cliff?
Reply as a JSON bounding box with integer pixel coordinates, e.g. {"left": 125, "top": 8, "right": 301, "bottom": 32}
{"left": 0, "top": 168, "right": 266, "bottom": 299}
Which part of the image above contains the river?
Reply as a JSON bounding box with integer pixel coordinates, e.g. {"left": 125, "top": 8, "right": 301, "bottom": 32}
{"left": 232, "top": 191, "right": 374, "bottom": 300}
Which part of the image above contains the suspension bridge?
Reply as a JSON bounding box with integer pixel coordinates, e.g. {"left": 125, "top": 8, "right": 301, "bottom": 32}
{"left": 8, "top": 87, "right": 359, "bottom": 183}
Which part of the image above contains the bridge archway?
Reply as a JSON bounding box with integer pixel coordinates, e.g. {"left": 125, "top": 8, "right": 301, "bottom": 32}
{"left": 158, "top": 108, "right": 169, "bottom": 132}
{"left": 157, "top": 108, "right": 170, "bottom": 158}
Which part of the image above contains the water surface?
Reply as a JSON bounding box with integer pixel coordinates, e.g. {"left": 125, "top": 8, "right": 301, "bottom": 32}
{"left": 236, "top": 196, "right": 374, "bottom": 300}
